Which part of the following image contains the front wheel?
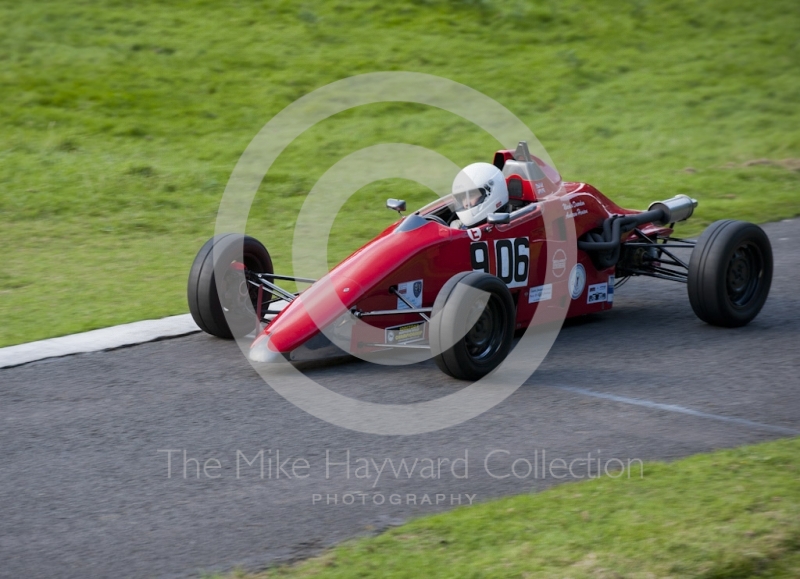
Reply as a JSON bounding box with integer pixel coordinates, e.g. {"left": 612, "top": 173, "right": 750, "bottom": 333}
{"left": 187, "top": 234, "right": 274, "bottom": 339}
{"left": 429, "top": 272, "right": 515, "bottom": 380}
{"left": 687, "top": 220, "right": 772, "bottom": 327}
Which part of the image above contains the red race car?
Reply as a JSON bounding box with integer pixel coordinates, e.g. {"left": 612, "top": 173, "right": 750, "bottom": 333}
{"left": 188, "top": 142, "right": 773, "bottom": 380}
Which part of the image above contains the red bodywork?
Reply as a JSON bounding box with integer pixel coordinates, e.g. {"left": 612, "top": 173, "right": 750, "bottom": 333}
{"left": 252, "top": 150, "right": 672, "bottom": 359}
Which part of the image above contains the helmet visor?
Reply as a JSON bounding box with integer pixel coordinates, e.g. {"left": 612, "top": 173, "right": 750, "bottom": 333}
{"left": 451, "top": 187, "right": 487, "bottom": 212}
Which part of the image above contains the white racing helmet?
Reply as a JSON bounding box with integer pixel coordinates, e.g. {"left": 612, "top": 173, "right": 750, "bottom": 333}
{"left": 451, "top": 162, "right": 508, "bottom": 228}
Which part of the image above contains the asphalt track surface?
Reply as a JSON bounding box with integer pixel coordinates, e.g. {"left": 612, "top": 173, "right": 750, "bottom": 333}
{"left": 2, "top": 219, "right": 799, "bottom": 578}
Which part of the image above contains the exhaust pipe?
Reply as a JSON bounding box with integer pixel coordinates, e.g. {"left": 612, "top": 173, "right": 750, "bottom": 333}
{"left": 648, "top": 194, "right": 698, "bottom": 225}
{"left": 577, "top": 195, "right": 699, "bottom": 268}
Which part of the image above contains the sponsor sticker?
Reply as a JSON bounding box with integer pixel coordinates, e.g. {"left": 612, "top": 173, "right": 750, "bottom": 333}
{"left": 587, "top": 282, "right": 608, "bottom": 304}
{"left": 552, "top": 248, "right": 567, "bottom": 277}
{"left": 607, "top": 275, "right": 615, "bottom": 303}
{"left": 396, "top": 279, "right": 423, "bottom": 309}
{"left": 528, "top": 283, "right": 553, "bottom": 304}
{"left": 385, "top": 322, "right": 426, "bottom": 345}
{"left": 568, "top": 263, "right": 586, "bottom": 300}
{"left": 467, "top": 228, "right": 481, "bottom": 241}
{"left": 562, "top": 199, "right": 588, "bottom": 219}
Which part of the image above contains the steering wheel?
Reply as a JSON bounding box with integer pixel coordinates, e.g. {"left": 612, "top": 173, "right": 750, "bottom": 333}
{"left": 424, "top": 214, "right": 448, "bottom": 226}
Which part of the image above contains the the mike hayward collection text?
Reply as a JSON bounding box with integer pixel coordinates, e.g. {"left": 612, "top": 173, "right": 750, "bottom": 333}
{"left": 157, "top": 448, "right": 644, "bottom": 482}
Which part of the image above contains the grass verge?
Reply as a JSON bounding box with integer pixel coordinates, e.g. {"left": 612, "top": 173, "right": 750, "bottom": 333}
{"left": 221, "top": 437, "right": 800, "bottom": 578}
{"left": 2, "top": 0, "right": 800, "bottom": 345}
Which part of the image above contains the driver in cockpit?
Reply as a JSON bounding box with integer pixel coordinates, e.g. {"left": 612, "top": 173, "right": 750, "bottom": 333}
{"left": 449, "top": 162, "right": 509, "bottom": 229}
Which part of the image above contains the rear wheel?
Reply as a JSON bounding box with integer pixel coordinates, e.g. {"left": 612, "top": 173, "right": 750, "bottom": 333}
{"left": 429, "top": 272, "right": 515, "bottom": 380}
{"left": 687, "top": 220, "right": 772, "bottom": 327}
{"left": 187, "top": 234, "right": 273, "bottom": 339}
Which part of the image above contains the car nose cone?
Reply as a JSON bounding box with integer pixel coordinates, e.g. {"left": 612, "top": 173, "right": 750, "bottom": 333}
{"left": 249, "top": 336, "right": 285, "bottom": 364}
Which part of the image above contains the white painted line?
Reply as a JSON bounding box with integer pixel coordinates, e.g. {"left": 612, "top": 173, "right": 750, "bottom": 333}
{"left": 552, "top": 385, "right": 799, "bottom": 435}
{"left": 0, "top": 299, "right": 293, "bottom": 370}
{"left": 0, "top": 314, "right": 201, "bottom": 369}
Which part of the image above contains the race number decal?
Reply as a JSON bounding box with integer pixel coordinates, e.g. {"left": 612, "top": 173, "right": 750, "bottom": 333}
{"left": 470, "top": 237, "right": 530, "bottom": 288}
{"left": 470, "top": 241, "right": 490, "bottom": 274}
{"left": 495, "top": 238, "right": 530, "bottom": 288}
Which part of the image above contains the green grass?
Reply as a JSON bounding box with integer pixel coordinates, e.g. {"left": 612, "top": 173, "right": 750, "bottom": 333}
{"left": 220, "top": 437, "right": 800, "bottom": 579}
{"left": 1, "top": 0, "right": 800, "bottom": 346}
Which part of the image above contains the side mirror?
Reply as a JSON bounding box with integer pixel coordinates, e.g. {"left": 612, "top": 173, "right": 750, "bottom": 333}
{"left": 487, "top": 212, "right": 510, "bottom": 225}
{"left": 386, "top": 198, "right": 406, "bottom": 214}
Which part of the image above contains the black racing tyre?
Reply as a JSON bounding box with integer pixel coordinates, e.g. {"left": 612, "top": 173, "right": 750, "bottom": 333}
{"left": 187, "top": 234, "right": 273, "bottom": 339}
{"left": 430, "top": 271, "right": 515, "bottom": 381}
{"left": 687, "top": 220, "right": 772, "bottom": 327}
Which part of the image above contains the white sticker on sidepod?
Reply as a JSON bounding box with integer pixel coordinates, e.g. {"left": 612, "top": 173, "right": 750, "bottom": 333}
{"left": 552, "top": 248, "right": 567, "bottom": 277}
{"left": 396, "top": 279, "right": 423, "bottom": 309}
{"left": 587, "top": 282, "right": 608, "bottom": 304}
{"left": 568, "top": 264, "right": 586, "bottom": 300}
{"left": 607, "top": 275, "right": 615, "bottom": 303}
{"left": 386, "top": 321, "right": 426, "bottom": 345}
{"left": 528, "top": 283, "right": 553, "bottom": 304}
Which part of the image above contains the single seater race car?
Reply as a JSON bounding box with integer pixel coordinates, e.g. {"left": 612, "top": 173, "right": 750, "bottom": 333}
{"left": 188, "top": 142, "right": 773, "bottom": 380}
